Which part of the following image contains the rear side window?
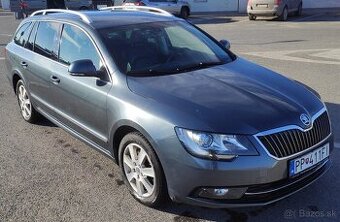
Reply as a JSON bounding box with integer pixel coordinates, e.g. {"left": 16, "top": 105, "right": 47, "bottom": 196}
{"left": 14, "top": 22, "right": 32, "bottom": 47}
{"left": 34, "top": 22, "right": 60, "bottom": 60}
{"left": 59, "top": 24, "right": 102, "bottom": 70}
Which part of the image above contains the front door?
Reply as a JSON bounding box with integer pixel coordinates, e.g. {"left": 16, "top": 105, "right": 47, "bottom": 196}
{"left": 49, "top": 24, "right": 112, "bottom": 148}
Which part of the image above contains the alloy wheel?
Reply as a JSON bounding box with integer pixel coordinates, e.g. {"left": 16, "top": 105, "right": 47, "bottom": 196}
{"left": 122, "top": 143, "right": 156, "bottom": 198}
{"left": 18, "top": 84, "right": 32, "bottom": 120}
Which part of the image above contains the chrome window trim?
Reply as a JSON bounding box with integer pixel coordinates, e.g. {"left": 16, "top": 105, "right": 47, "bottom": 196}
{"left": 254, "top": 107, "right": 332, "bottom": 160}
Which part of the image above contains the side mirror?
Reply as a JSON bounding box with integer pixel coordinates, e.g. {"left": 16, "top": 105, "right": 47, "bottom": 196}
{"left": 220, "top": 40, "right": 231, "bottom": 50}
{"left": 68, "top": 59, "right": 97, "bottom": 77}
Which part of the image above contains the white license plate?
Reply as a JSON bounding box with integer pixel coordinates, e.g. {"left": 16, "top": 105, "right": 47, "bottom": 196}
{"left": 289, "top": 143, "right": 329, "bottom": 177}
{"left": 257, "top": 4, "right": 268, "bottom": 8}
{"left": 97, "top": 5, "right": 108, "bottom": 9}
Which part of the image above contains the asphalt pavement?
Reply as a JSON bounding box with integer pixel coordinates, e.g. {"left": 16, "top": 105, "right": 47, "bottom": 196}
{"left": 0, "top": 11, "right": 339, "bottom": 222}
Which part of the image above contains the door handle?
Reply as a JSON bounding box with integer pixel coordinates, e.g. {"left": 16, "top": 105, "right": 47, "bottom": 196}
{"left": 50, "top": 75, "right": 60, "bottom": 84}
{"left": 20, "top": 61, "right": 28, "bottom": 68}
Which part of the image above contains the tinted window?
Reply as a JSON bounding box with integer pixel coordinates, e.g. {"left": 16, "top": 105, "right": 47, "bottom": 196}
{"left": 26, "top": 22, "right": 38, "bottom": 51}
{"left": 34, "top": 22, "right": 60, "bottom": 59}
{"left": 14, "top": 22, "right": 32, "bottom": 47}
{"left": 59, "top": 24, "right": 102, "bottom": 71}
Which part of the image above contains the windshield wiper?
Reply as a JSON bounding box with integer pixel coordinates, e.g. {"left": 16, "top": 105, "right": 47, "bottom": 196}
{"left": 177, "top": 61, "right": 225, "bottom": 72}
{"left": 127, "top": 68, "right": 172, "bottom": 76}
{"left": 127, "top": 61, "right": 225, "bottom": 76}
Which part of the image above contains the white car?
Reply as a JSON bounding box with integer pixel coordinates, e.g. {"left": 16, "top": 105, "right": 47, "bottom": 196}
{"left": 122, "top": 0, "right": 190, "bottom": 18}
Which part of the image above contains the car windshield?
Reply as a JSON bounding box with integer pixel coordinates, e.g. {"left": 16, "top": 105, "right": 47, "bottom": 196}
{"left": 99, "top": 21, "right": 234, "bottom": 76}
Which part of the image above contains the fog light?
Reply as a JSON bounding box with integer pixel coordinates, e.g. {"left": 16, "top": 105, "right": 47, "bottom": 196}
{"left": 196, "top": 187, "right": 247, "bottom": 200}
{"left": 214, "top": 188, "right": 229, "bottom": 196}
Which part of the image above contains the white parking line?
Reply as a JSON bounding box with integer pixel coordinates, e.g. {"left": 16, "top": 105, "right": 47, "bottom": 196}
{"left": 244, "top": 48, "right": 340, "bottom": 65}
{"left": 293, "top": 13, "right": 324, "bottom": 22}
{"left": 0, "top": 57, "right": 5, "bottom": 60}
{"left": 335, "top": 143, "right": 340, "bottom": 149}
{"left": 0, "top": 34, "right": 12, "bottom": 37}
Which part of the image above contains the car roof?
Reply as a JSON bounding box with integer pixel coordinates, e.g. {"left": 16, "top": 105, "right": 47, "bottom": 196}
{"left": 28, "top": 10, "right": 181, "bottom": 29}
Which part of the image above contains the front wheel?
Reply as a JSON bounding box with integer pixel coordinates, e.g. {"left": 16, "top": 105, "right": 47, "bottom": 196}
{"left": 16, "top": 80, "right": 40, "bottom": 123}
{"left": 118, "top": 132, "right": 167, "bottom": 207}
{"left": 248, "top": 14, "right": 256, "bottom": 20}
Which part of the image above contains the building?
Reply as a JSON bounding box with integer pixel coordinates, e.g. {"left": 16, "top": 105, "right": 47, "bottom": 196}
{"left": 115, "top": 0, "right": 340, "bottom": 13}
{"left": 1, "top": 0, "right": 340, "bottom": 13}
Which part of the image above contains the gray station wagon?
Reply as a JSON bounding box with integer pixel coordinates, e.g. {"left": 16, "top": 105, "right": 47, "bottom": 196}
{"left": 4, "top": 7, "right": 333, "bottom": 208}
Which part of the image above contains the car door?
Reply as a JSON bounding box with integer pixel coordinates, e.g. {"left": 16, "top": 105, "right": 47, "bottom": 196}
{"left": 49, "top": 23, "right": 112, "bottom": 148}
{"left": 287, "top": 0, "right": 297, "bottom": 11}
{"left": 10, "top": 21, "right": 34, "bottom": 85}
{"left": 148, "top": 0, "right": 173, "bottom": 12}
{"left": 166, "top": 0, "right": 179, "bottom": 13}
{"left": 22, "top": 21, "right": 62, "bottom": 116}
{"left": 27, "top": 0, "right": 47, "bottom": 11}
{"left": 65, "top": 0, "right": 81, "bottom": 9}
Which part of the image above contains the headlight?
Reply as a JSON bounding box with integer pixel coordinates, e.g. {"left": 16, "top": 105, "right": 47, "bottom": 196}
{"left": 175, "top": 128, "right": 258, "bottom": 160}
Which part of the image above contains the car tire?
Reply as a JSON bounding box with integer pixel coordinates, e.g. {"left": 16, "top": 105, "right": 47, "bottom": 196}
{"left": 248, "top": 14, "right": 256, "bottom": 20}
{"left": 180, "top": 7, "right": 189, "bottom": 19}
{"left": 296, "top": 3, "right": 302, "bottom": 16}
{"left": 279, "top": 6, "right": 288, "bottom": 21}
{"left": 16, "top": 79, "right": 40, "bottom": 123}
{"left": 118, "top": 132, "right": 167, "bottom": 207}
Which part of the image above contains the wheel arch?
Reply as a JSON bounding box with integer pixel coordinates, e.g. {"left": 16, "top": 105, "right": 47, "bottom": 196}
{"left": 11, "top": 69, "right": 26, "bottom": 94}
{"left": 110, "top": 120, "right": 160, "bottom": 165}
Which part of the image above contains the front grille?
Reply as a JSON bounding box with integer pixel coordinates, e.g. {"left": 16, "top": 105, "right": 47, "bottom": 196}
{"left": 258, "top": 111, "right": 331, "bottom": 158}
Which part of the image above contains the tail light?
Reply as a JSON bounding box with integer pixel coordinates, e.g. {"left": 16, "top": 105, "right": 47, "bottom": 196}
{"left": 274, "top": 0, "right": 282, "bottom": 5}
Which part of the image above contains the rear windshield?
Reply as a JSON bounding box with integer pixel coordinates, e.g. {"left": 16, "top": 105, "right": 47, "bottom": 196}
{"left": 99, "top": 21, "right": 233, "bottom": 76}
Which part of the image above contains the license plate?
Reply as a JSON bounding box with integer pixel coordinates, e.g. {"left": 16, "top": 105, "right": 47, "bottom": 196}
{"left": 289, "top": 143, "right": 329, "bottom": 177}
{"left": 257, "top": 4, "right": 268, "bottom": 8}
{"left": 97, "top": 5, "right": 107, "bottom": 9}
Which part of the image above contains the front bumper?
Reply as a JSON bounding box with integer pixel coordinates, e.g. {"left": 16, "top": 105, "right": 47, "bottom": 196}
{"left": 157, "top": 133, "right": 333, "bottom": 208}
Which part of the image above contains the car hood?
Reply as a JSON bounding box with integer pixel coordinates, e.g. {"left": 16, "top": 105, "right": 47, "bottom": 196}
{"left": 126, "top": 58, "right": 324, "bottom": 135}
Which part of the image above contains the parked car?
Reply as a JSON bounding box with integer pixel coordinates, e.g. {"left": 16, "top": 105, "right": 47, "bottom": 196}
{"left": 247, "top": 0, "right": 303, "bottom": 21}
{"left": 4, "top": 7, "right": 333, "bottom": 208}
{"left": 122, "top": 0, "right": 190, "bottom": 18}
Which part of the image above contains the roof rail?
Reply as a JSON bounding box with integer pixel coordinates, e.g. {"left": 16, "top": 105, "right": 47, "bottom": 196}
{"left": 99, "top": 6, "right": 173, "bottom": 17}
{"left": 30, "top": 9, "right": 91, "bottom": 23}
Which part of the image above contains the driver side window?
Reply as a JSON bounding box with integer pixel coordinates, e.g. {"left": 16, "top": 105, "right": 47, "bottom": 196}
{"left": 59, "top": 24, "right": 103, "bottom": 73}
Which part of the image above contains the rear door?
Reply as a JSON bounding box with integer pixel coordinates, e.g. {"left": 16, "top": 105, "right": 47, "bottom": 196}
{"left": 49, "top": 23, "right": 112, "bottom": 148}
{"left": 10, "top": 22, "right": 34, "bottom": 85}
{"left": 21, "top": 21, "right": 62, "bottom": 116}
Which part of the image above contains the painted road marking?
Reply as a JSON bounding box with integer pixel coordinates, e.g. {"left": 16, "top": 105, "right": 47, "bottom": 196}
{"left": 293, "top": 13, "right": 325, "bottom": 22}
{"left": 244, "top": 48, "right": 340, "bottom": 65}
{"left": 0, "top": 34, "right": 12, "bottom": 36}
{"left": 0, "top": 57, "right": 4, "bottom": 60}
